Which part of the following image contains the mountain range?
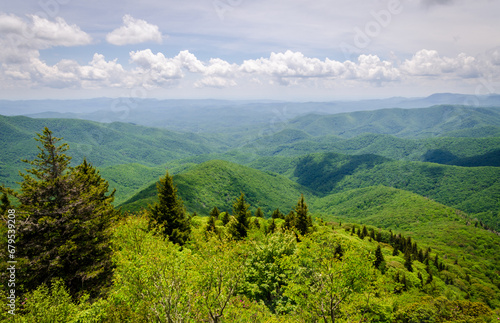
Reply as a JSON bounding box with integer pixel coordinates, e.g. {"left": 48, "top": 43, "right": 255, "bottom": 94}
{"left": 2, "top": 94, "right": 500, "bottom": 315}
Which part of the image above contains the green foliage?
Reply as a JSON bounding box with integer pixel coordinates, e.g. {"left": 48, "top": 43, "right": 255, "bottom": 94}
{"left": 241, "top": 231, "right": 296, "bottom": 313}
{"left": 7, "top": 209, "right": 499, "bottom": 322}
{"left": 205, "top": 215, "right": 218, "bottom": 234}
{"left": 314, "top": 185, "right": 500, "bottom": 306}
{"left": 111, "top": 214, "right": 196, "bottom": 322}
{"left": 149, "top": 171, "right": 191, "bottom": 245}
{"left": 282, "top": 231, "right": 375, "bottom": 322}
{"left": 16, "top": 279, "right": 79, "bottom": 323}
{"left": 404, "top": 248, "right": 413, "bottom": 272}
{"left": 394, "top": 296, "right": 493, "bottom": 323}
{"left": 267, "top": 219, "right": 277, "bottom": 234}
{"left": 193, "top": 237, "right": 246, "bottom": 322}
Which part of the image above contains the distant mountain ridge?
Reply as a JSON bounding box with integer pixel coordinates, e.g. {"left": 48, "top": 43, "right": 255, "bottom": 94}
{"left": 2, "top": 93, "right": 500, "bottom": 132}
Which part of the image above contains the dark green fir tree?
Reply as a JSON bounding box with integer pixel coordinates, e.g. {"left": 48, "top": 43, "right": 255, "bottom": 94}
{"left": 267, "top": 219, "right": 277, "bottom": 234}
{"left": 374, "top": 245, "right": 385, "bottom": 270}
{"left": 210, "top": 206, "right": 220, "bottom": 218}
{"left": 404, "top": 248, "right": 413, "bottom": 272}
{"left": 231, "top": 193, "right": 250, "bottom": 240}
{"left": 294, "top": 194, "right": 310, "bottom": 235}
{"left": 149, "top": 171, "right": 191, "bottom": 246}
{"left": 283, "top": 211, "right": 296, "bottom": 231}
{"left": 16, "top": 128, "right": 118, "bottom": 298}
{"left": 205, "top": 214, "right": 217, "bottom": 234}
{"left": 271, "top": 208, "right": 284, "bottom": 219}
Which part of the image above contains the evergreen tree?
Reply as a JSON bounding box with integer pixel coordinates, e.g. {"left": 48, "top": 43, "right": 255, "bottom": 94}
{"left": 149, "top": 171, "right": 191, "bottom": 246}
{"left": 361, "top": 225, "right": 368, "bottom": 239}
{"left": 404, "top": 248, "right": 413, "bottom": 272}
{"left": 253, "top": 217, "right": 261, "bottom": 229}
{"left": 283, "top": 211, "right": 296, "bottom": 231}
{"left": 0, "top": 192, "right": 12, "bottom": 215}
{"left": 205, "top": 215, "right": 217, "bottom": 234}
{"left": 209, "top": 206, "right": 220, "bottom": 218}
{"left": 294, "top": 194, "right": 309, "bottom": 235}
{"left": 16, "top": 128, "right": 118, "bottom": 297}
{"left": 267, "top": 219, "right": 277, "bottom": 234}
{"left": 392, "top": 245, "right": 399, "bottom": 256}
{"left": 426, "top": 272, "right": 433, "bottom": 284}
{"left": 231, "top": 193, "right": 250, "bottom": 240}
{"left": 374, "top": 245, "right": 385, "bottom": 270}
{"left": 255, "top": 207, "right": 264, "bottom": 218}
{"left": 221, "top": 212, "right": 230, "bottom": 226}
{"left": 369, "top": 228, "right": 375, "bottom": 240}
{"left": 271, "top": 208, "right": 284, "bottom": 219}
{"left": 307, "top": 215, "right": 313, "bottom": 229}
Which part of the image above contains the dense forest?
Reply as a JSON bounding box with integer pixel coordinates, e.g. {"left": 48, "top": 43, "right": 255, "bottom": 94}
{"left": 1, "top": 104, "right": 500, "bottom": 322}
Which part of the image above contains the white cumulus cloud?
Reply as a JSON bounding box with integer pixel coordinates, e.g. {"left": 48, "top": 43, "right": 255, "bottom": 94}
{"left": 29, "top": 15, "right": 92, "bottom": 47}
{"left": 401, "top": 49, "right": 480, "bottom": 78}
{"left": 106, "top": 15, "right": 162, "bottom": 45}
{"left": 240, "top": 50, "right": 399, "bottom": 84}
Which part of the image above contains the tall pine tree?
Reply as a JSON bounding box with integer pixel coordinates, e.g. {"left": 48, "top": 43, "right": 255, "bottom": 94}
{"left": 294, "top": 194, "right": 310, "bottom": 235}
{"left": 210, "top": 206, "right": 220, "bottom": 218}
{"left": 374, "top": 245, "right": 385, "bottom": 270}
{"left": 271, "top": 208, "right": 284, "bottom": 219}
{"left": 404, "top": 248, "right": 413, "bottom": 272}
{"left": 149, "top": 171, "right": 191, "bottom": 245}
{"left": 231, "top": 193, "right": 250, "bottom": 240}
{"left": 16, "top": 128, "right": 118, "bottom": 297}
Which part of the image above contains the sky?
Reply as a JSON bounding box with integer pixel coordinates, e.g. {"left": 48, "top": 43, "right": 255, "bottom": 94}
{"left": 0, "top": 0, "right": 499, "bottom": 101}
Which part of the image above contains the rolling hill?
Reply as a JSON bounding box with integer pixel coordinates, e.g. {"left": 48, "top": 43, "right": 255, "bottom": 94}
{"left": 286, "top": 152, "right": 500, "bottom": 230}
{"left": 283, "top": 105, "right": 500, "bottom": 138}
{"left": 244, "top": 131, "right": 500, "bottom": 166}
{"left": 120, "top": 160, "right": 315, "bottom": 215}
{"left": 0, "top": 115, "right": 226, "bottom": 189}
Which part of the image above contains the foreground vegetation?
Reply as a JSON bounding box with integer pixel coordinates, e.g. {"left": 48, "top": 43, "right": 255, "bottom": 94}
{"left": 2, "top": 212, "right": 499, "bottom": 322}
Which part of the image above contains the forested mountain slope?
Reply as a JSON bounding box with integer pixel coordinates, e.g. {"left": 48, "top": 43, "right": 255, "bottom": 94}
{"left": 283, "top": 105, "right": 500, "bottom": 138}
{"left": 0, "top": 115, "right": 225, "bottom": 188}
{"left": 120, "top": 160, "right": 315, "bottom": 215}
